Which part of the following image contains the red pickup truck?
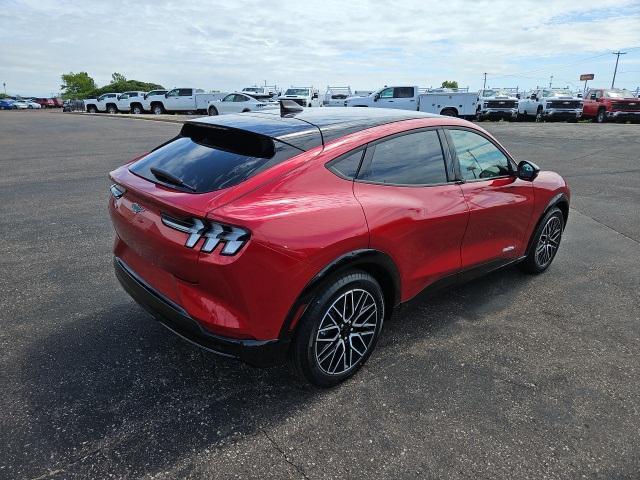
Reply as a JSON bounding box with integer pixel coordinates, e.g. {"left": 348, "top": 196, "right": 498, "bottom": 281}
{"left": 582, "top": 88, "right": 640, "bottom": 123}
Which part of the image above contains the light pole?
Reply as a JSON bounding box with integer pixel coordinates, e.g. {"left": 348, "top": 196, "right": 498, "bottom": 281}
{"left": 549, "top": 75, "right": 553, "bottom": 88}
{"left": 2, "top": 82, "right": 5, "bottom": 95}
{"left": 482, "top": 73, "right": 487, "bottom": 92}
{"left": 611, "top": 51, "right": 626, "bottom": 88}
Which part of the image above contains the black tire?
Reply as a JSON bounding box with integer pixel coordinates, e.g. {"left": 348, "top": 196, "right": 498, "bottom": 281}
{"left": 290, "top": 270, "right": 385, "bottom": 388}
{"left": 596, "top": 108, "right": 606, "bottom": 123}
{"left": 107, "top": 104, "right": 117, "bottom": 114}
{"left": 519, "top": 207, "right": 564, "bottom": 274}
{"left": 151, "top": 103, "right": 164, "bottom": 115}
{"left": 131, "top": 104, "right": 143, "bottom": 114}
{"left": 87, "top": 105, "right": 97, "bottom": 113}
{"left": 535, "top": 107, "right": 544, "bottom": 122}
{"left": 208, "top": 106, "right": 218, "bottom": 116}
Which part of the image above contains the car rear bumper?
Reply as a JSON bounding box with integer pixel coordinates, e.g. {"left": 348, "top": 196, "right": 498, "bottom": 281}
{"left": 114, "top": 257, "right": 290, "bottom": 367}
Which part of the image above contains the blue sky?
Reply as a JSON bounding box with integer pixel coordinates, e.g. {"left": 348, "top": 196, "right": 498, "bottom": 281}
{"left": 1, "top": 0, "right": 639, "bottom": 97}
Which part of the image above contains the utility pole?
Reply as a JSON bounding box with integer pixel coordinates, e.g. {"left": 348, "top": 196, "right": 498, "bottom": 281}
{"left": 2, "top": 82, "right": 5, "bottom": 95}
{"left": 611, "top": 51, "right": 626, "bottom": 88}
{"left": 482, "top": 73, "right": 487, "bottom": 92}
{"left": 549, "top": 75, "right": 553, "bottom": 88}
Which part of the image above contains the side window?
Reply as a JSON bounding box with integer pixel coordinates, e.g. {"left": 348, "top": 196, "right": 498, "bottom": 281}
{"left": 222, "top": 94, "right": 235, "bottom": 102}
{"left": 595, "top": 90, "right": 603, "bottom": 99}
{"left": 327, "top": 150, "right": 364, "bottom": 179}
{"left": 394, "top": 87, "right": 414, "bottom": 98}
{"left": 167, "top": 89, "right": 179, "bottom": 97}
{"left": 130, "top": 92, "right": 138, "bottom": 97}
{"left": 379, "top": 88, "right": 393, "bottom": 99}
{"left": 448, "top": 129, "right": 511, "bottom": 181}
{"left": 179, "top": 89, "right": 192, "bottom": 96}
{"left": 358, "top": 130, "right": 448, "bottom": 185}
{"left": 234, "top": 94, "right": 248, "bottom": 102}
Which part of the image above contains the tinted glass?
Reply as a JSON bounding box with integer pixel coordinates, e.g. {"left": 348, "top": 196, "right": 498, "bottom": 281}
{"left": 234, "top": 95, "right": 248, "bottom": 102}
{"left": 394, "top": 87, "right": 414, "bottom": 98}
{"left": 130, "top": 129, "right": 303, "bottom": 193}
{"left": 358, "top": 131, "right": 447, "bottom": 185}
{"left": 327, "top": 150, "right": 364, "bottom": 179}
{"left": 222, "top": 94, "right": 235, "bottom": 102}
{"left": 178, "top": 89, "right": 192, "bottom": 96}
{"left": 448, "top": 129, "right": 510, "bottom": 180}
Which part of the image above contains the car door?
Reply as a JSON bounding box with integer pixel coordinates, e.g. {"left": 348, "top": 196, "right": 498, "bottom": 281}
{"left": 351, "top": 128, "right": 469, "bottom": 299}
{"left": 444, "top": 128, "right": 534, "bottom": 268}
{"left": 164, "top": 89, "right": 180, "bottom": 110}
{"left": 217, "top": 94, "right": 237, "bottom": 114}
{"left": 233, "top": 94, "right": 252, "bottom": 112}
{"left": 582, "top": 90, "right": 596, "bottom": 117}
{"left": 175, "top": 88, "right": 194, "bottom": 110}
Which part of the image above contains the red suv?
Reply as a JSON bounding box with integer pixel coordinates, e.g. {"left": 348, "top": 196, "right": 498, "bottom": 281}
{"left": 109, "top": 107, "right": 569, "bottom": 386}
{"left": 582, "top": 88, "right": 640, "bottom": 123}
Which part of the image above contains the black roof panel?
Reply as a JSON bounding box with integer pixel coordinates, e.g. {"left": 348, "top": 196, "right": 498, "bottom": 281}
{"left": 188, "top": 109, "right": 437, "bottom": 151}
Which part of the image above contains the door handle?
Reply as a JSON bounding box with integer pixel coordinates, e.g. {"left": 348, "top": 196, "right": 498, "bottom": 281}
{"left": 388, "top": 100, "right": 394, "bottom": 102}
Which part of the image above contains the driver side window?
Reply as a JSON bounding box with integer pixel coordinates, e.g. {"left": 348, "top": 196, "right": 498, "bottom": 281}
{"left": 448, "top": 129, "right": 511, "bottom": 181}
{"left": 222, "top": 94, "right": 235, "bottom": 102}
{"left": 167, "top": 89, "right": 179, "bottom": 97}
{"left": 379, "top": 88, "right": 393, "bottom": 99}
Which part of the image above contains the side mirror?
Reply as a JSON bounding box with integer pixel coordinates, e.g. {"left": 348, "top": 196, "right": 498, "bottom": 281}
{"left": 165, "top": 92, "right": 169, "bottom": 98}
{"left": 517, "top": 160, "right": 540, "bottom": 181}
{"left": 374, "top": 93, "right": 380, "bottom": 101}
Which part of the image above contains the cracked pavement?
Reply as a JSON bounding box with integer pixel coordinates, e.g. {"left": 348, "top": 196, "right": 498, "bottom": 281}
{"left": 1, "top": 111, "right": 639, "bottom": 479}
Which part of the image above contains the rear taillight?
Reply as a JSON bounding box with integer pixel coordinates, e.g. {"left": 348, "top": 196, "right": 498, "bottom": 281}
{"left": 110, "top": 184, "right": 126, "bottom": 199}
{"left": 161, "top": 213, "right": 250, "bottom": 256}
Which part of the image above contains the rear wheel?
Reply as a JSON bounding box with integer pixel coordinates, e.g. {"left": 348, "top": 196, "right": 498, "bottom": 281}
{"left": 441, "top": 108, "right": 457, "bottom": 117}
{"left": 290, "top": 271, "right": 385, "bottom": 387}
{"left": 107, "top": 104, "right": 117, "bottom": 114}
{"left": 131, "top": 104, "right": 143, "bottom": 114}
{"left": 208, "top": 106, "right": 218, "bottom": 116}
{"left": 87, "top": 105, "right": 97, "bottom": 113}
{"left": 535, "top": 107, "right": 544, "bottom": 122}
{"left": 519, "top": 207, "right": 564, "bottom": 274}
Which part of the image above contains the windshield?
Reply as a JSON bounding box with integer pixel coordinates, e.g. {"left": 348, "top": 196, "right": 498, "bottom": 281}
{"left": 604, "top": 89, "right": 635, "bottom": 99}
{"left": 481, "top": 89, "right": 512, "bottom": 97}
{"left": 284, "top": 88, "right": 309, "bottom": 96}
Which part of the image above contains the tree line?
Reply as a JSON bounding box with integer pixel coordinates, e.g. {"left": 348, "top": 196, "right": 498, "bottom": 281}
{"left": 60, "top": 72, "right": 163, "bottom": 99}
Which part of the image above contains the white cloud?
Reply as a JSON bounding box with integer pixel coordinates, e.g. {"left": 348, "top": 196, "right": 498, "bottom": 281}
{"left": 0, "top": 0, "right": 639, "bottom": 96}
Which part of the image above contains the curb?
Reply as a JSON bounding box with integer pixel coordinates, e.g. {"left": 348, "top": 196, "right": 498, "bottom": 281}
{"left": 62, "top": 111, "right": 195, "bottom": 124}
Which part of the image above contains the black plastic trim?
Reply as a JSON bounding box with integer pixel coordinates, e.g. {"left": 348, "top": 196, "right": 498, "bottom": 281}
{"left": 278, "top": 249, "right": 401, "bottom": 339}
{"left": 114, "top": 257, "right": 289, "bottom": 367}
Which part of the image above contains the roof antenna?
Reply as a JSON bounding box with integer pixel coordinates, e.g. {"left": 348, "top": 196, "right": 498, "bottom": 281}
{"left": 280, "top": 99, "right": 304, "bottom": 117}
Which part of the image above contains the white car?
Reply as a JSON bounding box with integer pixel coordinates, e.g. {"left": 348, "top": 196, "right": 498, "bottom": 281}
{"left": 207, "top": 93, "right": 278, "bottom": 116}
{"left": 322, "top": 86, "right": 352, "bottom": 107}
{"left": 13, "top": 99, "right": 41, "bottom": 109}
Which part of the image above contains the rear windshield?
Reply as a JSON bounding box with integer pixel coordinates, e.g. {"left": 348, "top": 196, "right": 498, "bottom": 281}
{"left": 129, "top": 123, "right": 303, "bottom": 193}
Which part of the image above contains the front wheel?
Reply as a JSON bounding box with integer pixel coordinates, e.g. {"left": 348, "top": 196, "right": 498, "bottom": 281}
{"left": 290, "top": 271, "right": 385, "bottom": 387}
{"left": 519, "top": 207, "right": 564, "bottom": 274}
{"left": 107, "top": 105, "right": 117, "bottom": 114}
{"left": 152, "top": 104, "right": 164, "bottom": 115}
{"left": 596, "top": 108, "right": 606, "bottom": 123}
{"left": 131, "top": 104, "right": 143, "bottom": 114}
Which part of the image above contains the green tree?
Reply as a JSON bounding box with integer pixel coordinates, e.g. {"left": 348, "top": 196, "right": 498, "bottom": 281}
{"left": 111, "top": 72, "right": 127, "bottom": 84}
{"left": 60, "top": 72, "right": 97, "bottom": 99}
{"left": 441, "top": 80, "right": 459, "bottom": 89}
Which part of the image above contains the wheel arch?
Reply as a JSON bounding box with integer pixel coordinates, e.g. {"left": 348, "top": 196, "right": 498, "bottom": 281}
{"left": 279, "top": 249, "right": 401, "bottom": 340}
{"left": 524, "top": 192, "right": 569, "bottom": 257}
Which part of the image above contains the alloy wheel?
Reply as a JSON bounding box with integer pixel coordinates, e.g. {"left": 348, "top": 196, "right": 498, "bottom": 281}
{"left": 314, "top": 289, "right": 379, "bottom": 375}
{"left": 535, "top": 216, "right": 562, "bottom": 267}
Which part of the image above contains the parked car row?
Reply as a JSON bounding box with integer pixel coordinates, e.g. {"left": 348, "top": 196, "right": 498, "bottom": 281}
{"left": 0, "top": 97, "right": 62, "bottom": 109}
{"left": 73, "top": 83, "right": 640, "bottom": 123}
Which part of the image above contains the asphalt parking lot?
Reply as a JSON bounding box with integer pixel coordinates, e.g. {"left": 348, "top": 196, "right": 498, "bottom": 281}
{"left": 1, "top": 110, "right": 639, "bottom": 479}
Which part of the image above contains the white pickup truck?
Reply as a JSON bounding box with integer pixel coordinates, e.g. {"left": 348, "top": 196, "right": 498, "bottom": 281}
{"left": 279, "top": 87, "right": 320, "bottom": 107}
{"left": 476, "top": 88, "right": 519, "bottom": 121}
{"left": 241, "top": 86, "right": 279, "bottom": 100}
{"left": 322, "top": 86, "right": 352, "bottom": 107}
{"left": 147, "top": 88, "right": 225, "bottom": 115}
{"left": 127, "top": 89, "right": 167, "bottom": 114}
{"left": 114, "top": 91, "right": 147, "bottom": 113}
{"left": 517, "top": 88, "right": 583, "bottom": 122}
{"left": 344, "top": 86, "right": 478, "bottom": 117}
{"left": 84, "top": 93, "right": 120, "bottom": 113}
